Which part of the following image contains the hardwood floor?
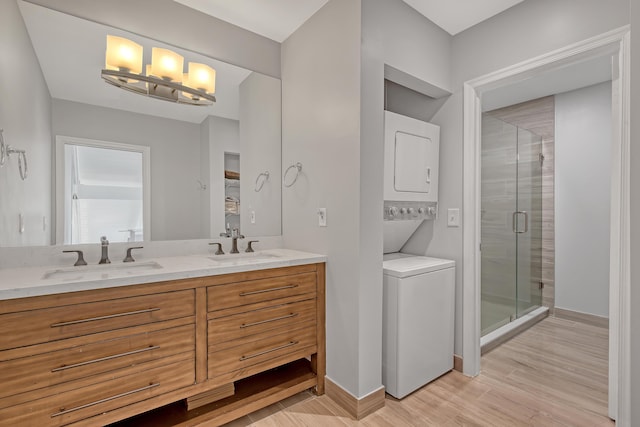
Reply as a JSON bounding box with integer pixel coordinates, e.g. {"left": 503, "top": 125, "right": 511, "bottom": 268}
{"left": 222, "top": 316, "right": 612, "bottom": 426}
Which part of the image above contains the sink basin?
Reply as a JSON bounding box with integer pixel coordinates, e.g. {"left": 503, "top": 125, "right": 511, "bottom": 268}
{"left": 207, "top": 251, "right": 280, "bottom": 266}
{"left": 42, "top": 261, "right": 163, "bottom": 281}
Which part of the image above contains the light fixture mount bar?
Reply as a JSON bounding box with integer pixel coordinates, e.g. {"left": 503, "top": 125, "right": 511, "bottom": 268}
{"left": 101, "top": 68, "right": 216, "bottom": 106}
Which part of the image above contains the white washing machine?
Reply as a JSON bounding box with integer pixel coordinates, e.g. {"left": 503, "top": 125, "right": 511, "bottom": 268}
{"left": 382, "top": 253, "right": 455, "bottom": 399}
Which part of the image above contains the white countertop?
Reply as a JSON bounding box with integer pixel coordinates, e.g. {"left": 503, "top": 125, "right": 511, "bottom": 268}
{"left": 0, "top": 249, "right": 326, "bottom": 301}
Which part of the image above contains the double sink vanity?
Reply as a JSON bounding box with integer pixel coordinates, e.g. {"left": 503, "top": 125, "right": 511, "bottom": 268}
{"left": 0, "top": 248, "right": 326, "bottom": 426}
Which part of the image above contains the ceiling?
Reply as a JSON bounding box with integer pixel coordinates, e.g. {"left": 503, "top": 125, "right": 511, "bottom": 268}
{"left": 402, "top": 0, "right": 525, "bottom": 35}
{"left": 173, "top": 0, "right": 330, "bottom": 43}
{"left": 173, "top": 0, "right": 525, "bottom": 41}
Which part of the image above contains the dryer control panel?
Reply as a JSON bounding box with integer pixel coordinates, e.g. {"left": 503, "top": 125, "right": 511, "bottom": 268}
{"left": 384, "top": 201, "right": 437, "bottom": 221}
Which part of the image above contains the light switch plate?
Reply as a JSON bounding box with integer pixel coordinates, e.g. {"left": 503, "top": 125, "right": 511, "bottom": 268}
{"left": 447, "top": 208, "right": 460, "bottom": 227}
{"left": 318, "top": 208, "right": 327, "bottom": 227}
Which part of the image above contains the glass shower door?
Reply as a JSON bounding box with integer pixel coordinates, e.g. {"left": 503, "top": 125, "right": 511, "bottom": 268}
{"left": 481, "top": 116, "right": 518, "bottom": 335}
{"left": 515, "top": 128, "right": 543, "bottom": 317}
{"left": 481, "top": 116, "right": 543, "bottom": 336}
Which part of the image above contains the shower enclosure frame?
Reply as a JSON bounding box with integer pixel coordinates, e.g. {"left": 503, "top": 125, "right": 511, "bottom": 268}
{"left": 480, "top": 116, "right": 544, "bottom": 337}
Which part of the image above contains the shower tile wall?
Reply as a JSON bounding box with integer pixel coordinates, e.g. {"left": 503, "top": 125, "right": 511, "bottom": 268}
{"left": 486, "top": 96, "right": 555, "bottom": 311}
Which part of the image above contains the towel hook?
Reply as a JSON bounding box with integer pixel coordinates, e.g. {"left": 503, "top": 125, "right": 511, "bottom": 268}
{"left": 283, "top": 162, "right": 302, "bottom": 188}
{"left": 254, "top": 171, "right": 270, "bottom": 192}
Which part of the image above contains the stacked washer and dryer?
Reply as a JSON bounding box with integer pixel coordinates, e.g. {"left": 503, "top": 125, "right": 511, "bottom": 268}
{"left": 382, "top": 111, "right": 455, "bottom": 399}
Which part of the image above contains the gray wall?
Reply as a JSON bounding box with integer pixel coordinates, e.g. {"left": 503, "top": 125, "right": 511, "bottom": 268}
{"left": 281, "top": 0, "right": 368, "bottom": 397}
{"left": 239, "top": 73, "right": 282, "bottom": 237}
{"left": 555, "top": 82, "right": 611, "bottom": 318}
{"left": 360, "top": 0, "right": 452, "bottom": 390}
{"left": 0, "top": 0, "right": 52, "bottom": 247}
{"left": 52, "top": 99, "right": 202, "bottom": 241}
{"left": 24, "top": 0, "right": 280, "bottom": 78}
{"left": 405, "top": 0, "right": 630, "bottom": 356}
{"left": 629, "top": 0, "right": 639, "bottom": 425}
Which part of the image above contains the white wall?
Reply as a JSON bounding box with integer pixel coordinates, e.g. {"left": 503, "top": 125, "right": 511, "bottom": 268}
{"left": 555, "top": 82, "right": 612, "bottom": 318}
{"left": 0, "top": 0, "right": 52, "bottom": 247}
{"left": 239, "top": 73, "right": 282, "bottom": 237}
{"left": 629, "top": 0, "right": 639, "bottom": 425}
{"left": 281, "top": 0, "right": 367, "bottom": 397}
{"left": 52, "top": 99, "right": 203, "bottom": 242}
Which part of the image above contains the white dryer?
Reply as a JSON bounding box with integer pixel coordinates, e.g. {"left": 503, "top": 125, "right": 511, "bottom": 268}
{"left": 383, "top": 111, "right": 440, "bottom": 254}
{"left": 382, "top": 253, "right": 455, "bottom": 399}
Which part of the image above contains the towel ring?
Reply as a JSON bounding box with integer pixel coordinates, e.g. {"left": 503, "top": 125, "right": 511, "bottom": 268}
{"left": 0, "top": 129, "right": 6, "bottom": 166}
{"left": 283, "top": 162, "right": 302, "bottom": 188}
{"left": 254, "top": 171, "right": 269, "bottom": 192}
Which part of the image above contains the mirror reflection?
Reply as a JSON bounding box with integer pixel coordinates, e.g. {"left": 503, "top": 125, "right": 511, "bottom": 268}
{"left": 0, "top": 1, "right": 282, "bottom": 247}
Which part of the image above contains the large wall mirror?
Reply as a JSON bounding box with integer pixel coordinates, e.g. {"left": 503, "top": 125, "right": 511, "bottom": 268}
{"left": 0, "top": 0, "right": 282, "bottom": 247}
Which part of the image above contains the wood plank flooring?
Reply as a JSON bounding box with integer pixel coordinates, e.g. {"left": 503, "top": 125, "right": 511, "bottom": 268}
{"left": 222, "top": 316, "right": 612, "bottom": 426}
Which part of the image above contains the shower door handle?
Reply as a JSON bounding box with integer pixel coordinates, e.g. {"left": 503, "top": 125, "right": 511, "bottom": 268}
{"left": 512, "top": 211, "right": 528, "bottom": 233}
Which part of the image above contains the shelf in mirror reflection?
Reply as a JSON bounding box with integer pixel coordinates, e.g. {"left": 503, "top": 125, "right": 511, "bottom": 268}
{"left": 42, "top": 260, "right": 163, "bottom": 282}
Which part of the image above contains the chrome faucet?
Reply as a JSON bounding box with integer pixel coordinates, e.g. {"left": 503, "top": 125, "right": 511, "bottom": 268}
{"left": 99, "top": 236, "right": 111, "bottom": 264}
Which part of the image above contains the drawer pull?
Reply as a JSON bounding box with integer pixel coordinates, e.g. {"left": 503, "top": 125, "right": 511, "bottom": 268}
{"left": 51, "top": 345, "right": 161, "bottom": 372}
{"left": 239, "top": 341, "right": 298, "bottom": 361}
{"left": 241, "top": 313, "right": 298, "bottom": 329}
{"left": 51, "top": 382, "right": 160, "bottom": 418}
{"left": 239, "top": 284, "right": 298, "bottom": 297}
{"left": 50, "top": 308, "right": 160, "bottom": 328}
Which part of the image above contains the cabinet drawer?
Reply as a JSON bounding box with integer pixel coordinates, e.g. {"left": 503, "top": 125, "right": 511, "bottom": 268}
{"left": 207, "top": 273, "right": 316, "bottom": 312}
{"left": 209, "top": 299, "right": 316, "bottom": 346}
{"left": 0, "top": 324, "right": 194, "bottom": 402}
{"left": 0, "top": 290, "right": 194, "bottom": 350}
{"left": 208, "top": 322, "right": 316, "bottom": 380}
{"left": 0, "top": 358, "right": 194, "bottom": 427}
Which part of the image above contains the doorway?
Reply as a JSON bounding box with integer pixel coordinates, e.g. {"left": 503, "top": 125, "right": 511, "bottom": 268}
{"left": 462, "top": 26, "right": 631, "bottom": 422}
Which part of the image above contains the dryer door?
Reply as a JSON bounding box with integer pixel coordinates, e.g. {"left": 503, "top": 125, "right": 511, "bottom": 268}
{"left": 394, "top": 131, "right": 433, "bottom": 194}
{"left": 384, "top": 111, "right": 440, "bottom": 202}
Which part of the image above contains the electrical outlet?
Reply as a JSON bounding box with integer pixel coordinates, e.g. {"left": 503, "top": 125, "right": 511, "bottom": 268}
{"left": 318, "top": 208, "right": 327, "bottom": 227}
{"left": 250, "top": 210, "right": 256, "bottom": 224}
{"left": 447, "top": 208, "right": 460, "bottom": 227}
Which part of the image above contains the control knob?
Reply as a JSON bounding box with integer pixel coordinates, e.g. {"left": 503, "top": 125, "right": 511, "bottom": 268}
{"left": 400, "top": 207, "right": 408, "bottom": 215}
{"left": 407, "top": 207, "right": 417, "bottom": 217}
{"left": 418, "top": 207, "right": 426, "bottom": 215}
{"left": 427, "top": 206, "right": 436, "bottom": 216}
{"left": 388, "top": 206, "right": 399, "bottom": 218}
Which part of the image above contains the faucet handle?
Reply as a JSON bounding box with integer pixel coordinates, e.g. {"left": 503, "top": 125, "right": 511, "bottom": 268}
{"left": 209, "top": 242, "right": 225, "bottom": 255}
{"left": 245, "top": 240, "right": 259, "bottom": 253}
{"left": 63, "top": 250, "right": 87, "bottom": 266}
{"left": 123, "top": 246, "right": 144, "bottom": 263}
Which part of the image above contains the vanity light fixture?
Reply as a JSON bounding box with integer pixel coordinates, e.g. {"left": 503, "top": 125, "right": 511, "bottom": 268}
{"left": 101, "top": 35, "right": 216, "bottom": 106}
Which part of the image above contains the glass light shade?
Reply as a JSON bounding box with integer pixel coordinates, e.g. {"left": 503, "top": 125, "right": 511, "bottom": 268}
{"left": 150, "top": 47, "right": 184, "bottom": 82}
{"left": 105, "top": 35, "right": 143, "bottom": 74}
{"left": 185, "top": 62, "right": 216, "bottom": 94}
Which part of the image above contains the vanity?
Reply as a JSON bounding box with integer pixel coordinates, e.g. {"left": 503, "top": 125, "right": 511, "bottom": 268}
{"left": 0, "top": 250, "right": 325, "bottom": 426}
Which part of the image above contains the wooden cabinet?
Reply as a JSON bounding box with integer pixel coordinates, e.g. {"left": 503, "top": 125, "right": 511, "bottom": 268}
{"left": 0, "top": 262, "right": 325, "bottom": 427}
